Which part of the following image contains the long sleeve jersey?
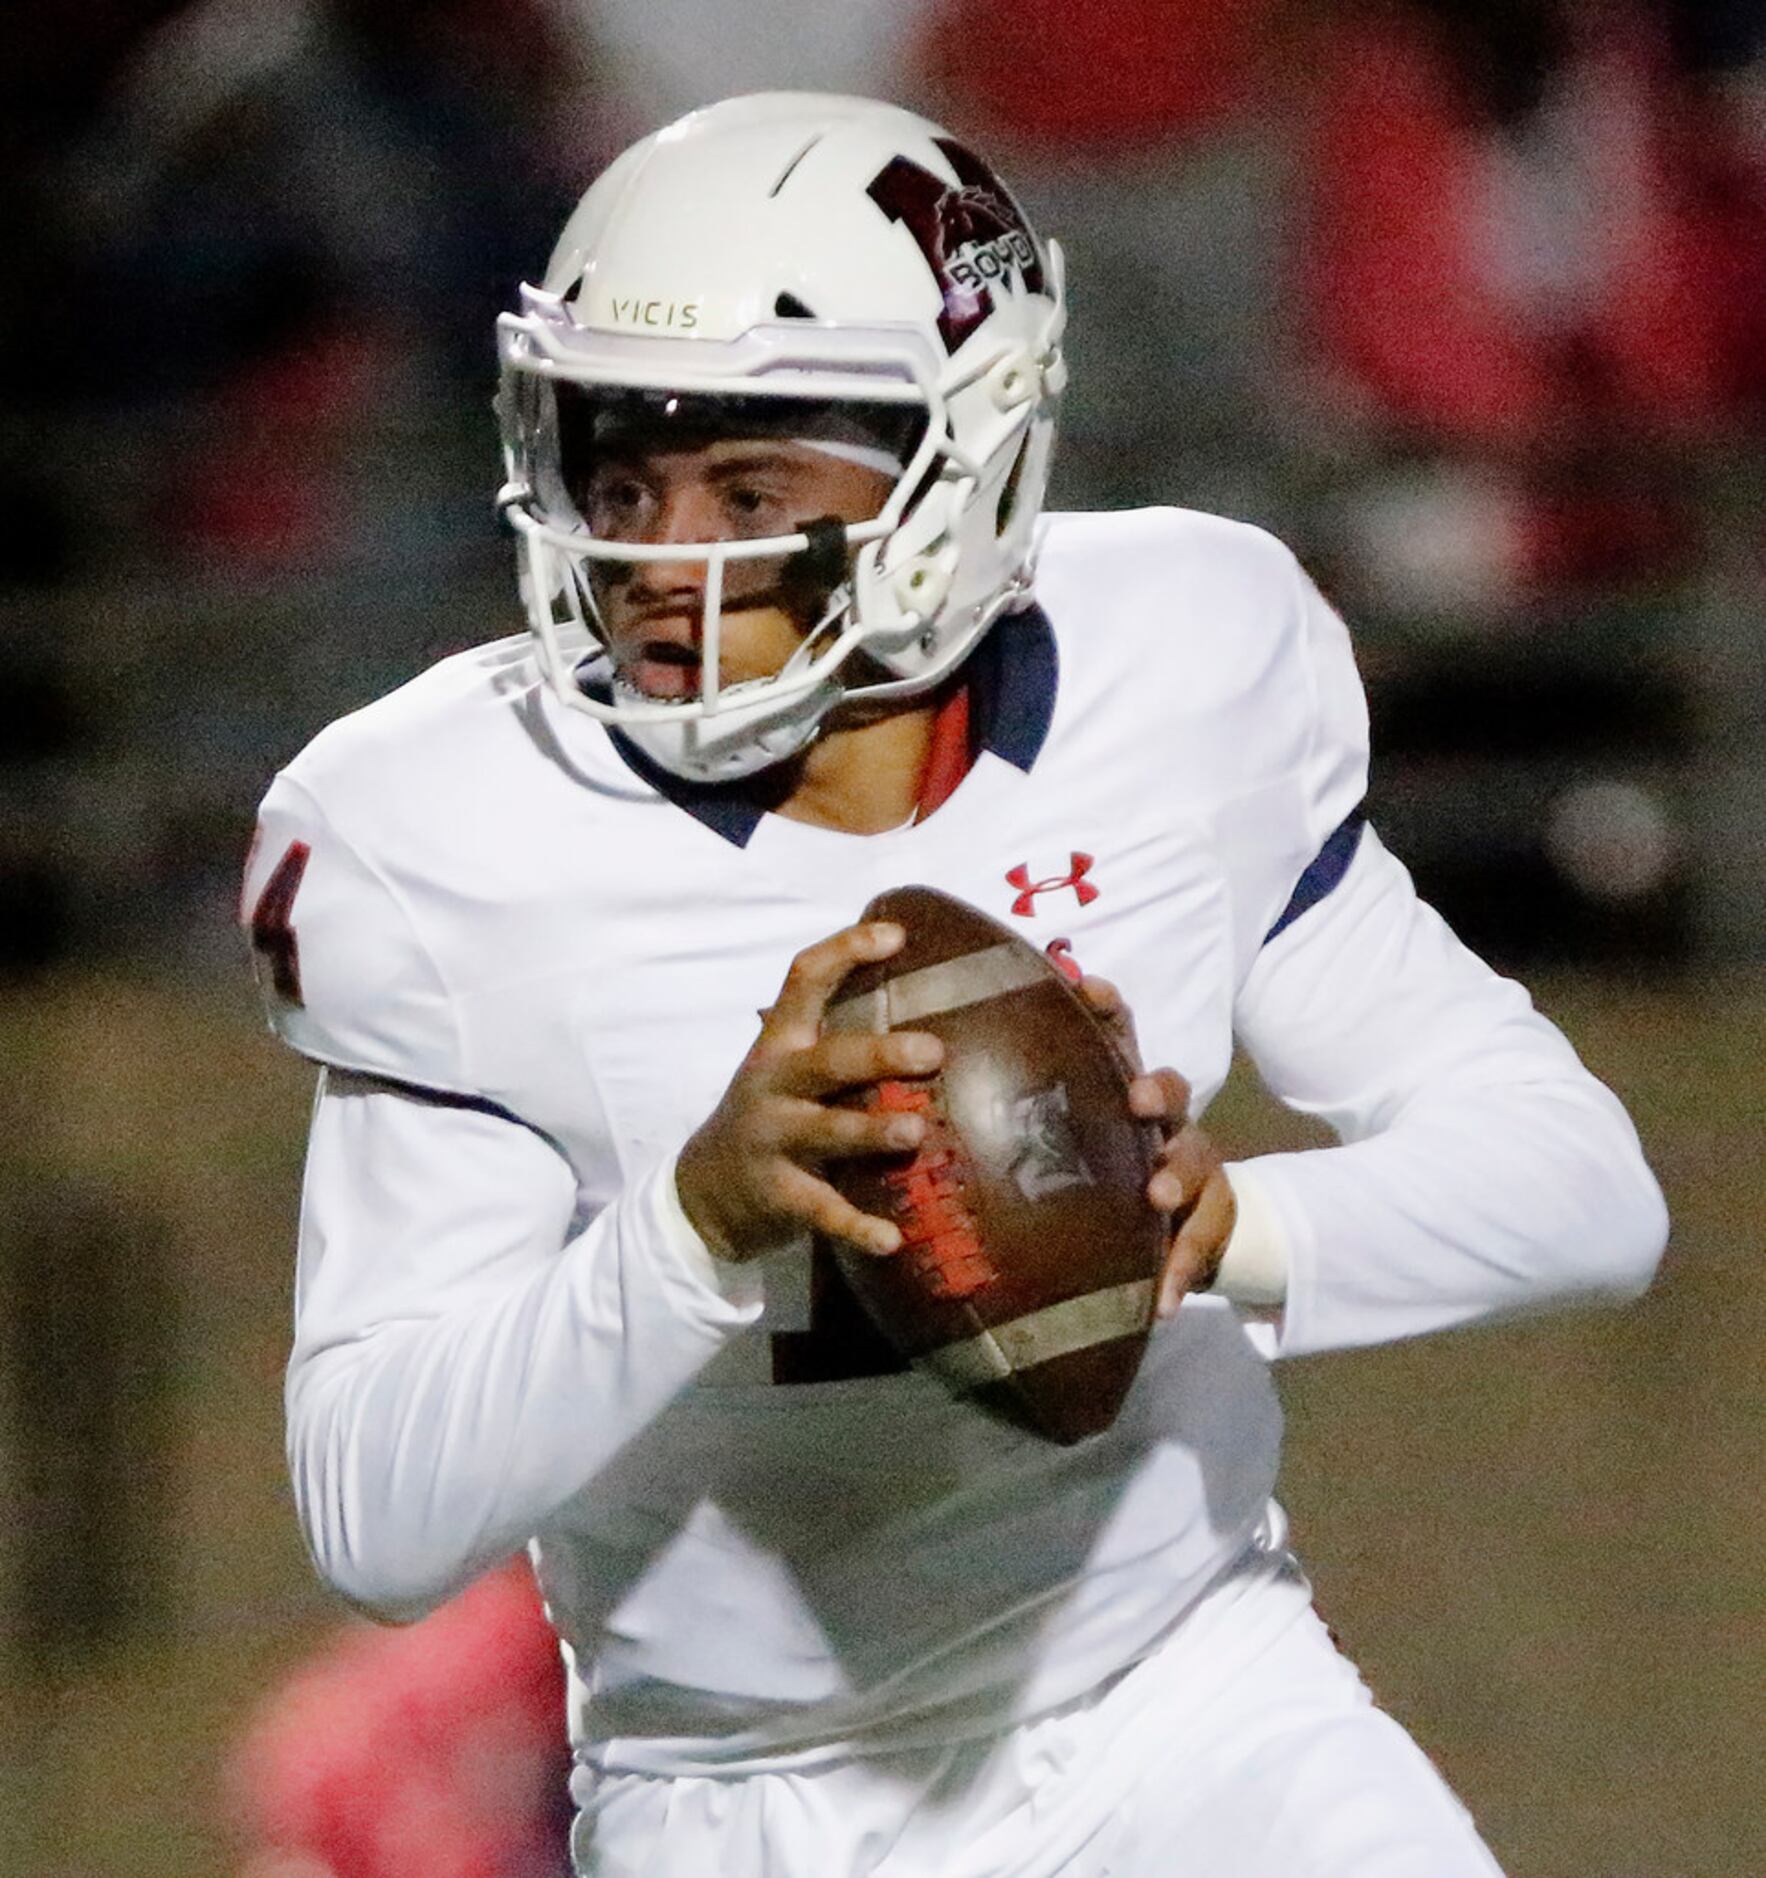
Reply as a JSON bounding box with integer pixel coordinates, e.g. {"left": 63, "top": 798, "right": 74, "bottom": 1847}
{"left": 246, "top": 507, "right": 1666, "bottom": 1775}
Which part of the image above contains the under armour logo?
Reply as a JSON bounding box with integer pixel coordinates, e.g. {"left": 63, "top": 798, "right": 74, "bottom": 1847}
{"left": 1006, "top": 853, "right": 1098, "bottom": 917}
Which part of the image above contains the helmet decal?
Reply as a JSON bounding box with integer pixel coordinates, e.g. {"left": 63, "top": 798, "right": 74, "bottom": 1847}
{"left": 867, "top": 140, "right": 1046, "bottom": 352}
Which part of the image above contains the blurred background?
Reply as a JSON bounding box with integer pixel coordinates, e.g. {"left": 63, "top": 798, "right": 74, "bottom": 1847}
{"left": 1, "top": 1, "right": 1762, "bottom": 1873}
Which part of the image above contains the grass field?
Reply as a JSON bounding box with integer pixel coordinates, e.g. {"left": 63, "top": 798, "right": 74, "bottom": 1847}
{"left": 0, "top": 969, "right": 1759, "bottom": 1877}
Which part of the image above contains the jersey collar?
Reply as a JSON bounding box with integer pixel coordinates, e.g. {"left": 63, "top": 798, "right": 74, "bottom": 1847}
{"left": 602, "top": 605, "right": 1059, "bottom": 848}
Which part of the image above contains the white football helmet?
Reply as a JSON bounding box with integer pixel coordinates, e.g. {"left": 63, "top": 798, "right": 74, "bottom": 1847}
{"left": 497, "top": 91, "right": 1066, "bottom": 781}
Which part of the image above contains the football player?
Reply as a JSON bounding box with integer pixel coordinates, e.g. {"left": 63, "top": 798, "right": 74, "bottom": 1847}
{"left": 245, "top": 94, "right": 1668, "bottom": 1877}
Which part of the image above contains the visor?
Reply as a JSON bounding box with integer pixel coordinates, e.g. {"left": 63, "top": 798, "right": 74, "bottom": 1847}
{"left": 551, "top": 384, "right": 928, "bottom": 534}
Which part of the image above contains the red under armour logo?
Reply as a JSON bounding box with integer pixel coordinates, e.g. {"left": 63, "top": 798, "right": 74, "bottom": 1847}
{"left": 1006, "top": 852, "right": 1099, "bottom": 917}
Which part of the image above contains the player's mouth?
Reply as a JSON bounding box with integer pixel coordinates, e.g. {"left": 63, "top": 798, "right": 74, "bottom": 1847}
{"left": 621, "top": 637, "right": 703, "bottom": 700}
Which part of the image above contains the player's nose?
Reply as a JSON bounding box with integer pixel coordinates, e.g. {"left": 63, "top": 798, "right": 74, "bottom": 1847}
{"left": 627, "top": 485, "right": 720, "bottom": 603}
{"left": 650, "top": 482, "right": 727, "bottom": 547}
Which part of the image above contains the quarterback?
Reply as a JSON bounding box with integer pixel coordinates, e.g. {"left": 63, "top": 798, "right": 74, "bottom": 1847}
{"left": 245, "top": 95, "right": 1668, "bottom": 1876}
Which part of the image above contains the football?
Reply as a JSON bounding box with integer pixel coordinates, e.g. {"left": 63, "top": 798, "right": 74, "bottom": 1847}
{"left": 823, "top": 885, "right": 1167, "bottom": 1444}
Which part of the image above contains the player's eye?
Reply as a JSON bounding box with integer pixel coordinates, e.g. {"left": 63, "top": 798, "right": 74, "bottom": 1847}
{"left": 585, "top": 473, "right": 653, "bottom": 533}
{"left": 722, "top": 484, "right": 786, "bottom": 537}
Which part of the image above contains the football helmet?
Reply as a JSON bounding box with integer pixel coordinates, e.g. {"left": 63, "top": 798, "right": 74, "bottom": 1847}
{"left": 497, "top": 92, "right": 1066, "bottom": 781}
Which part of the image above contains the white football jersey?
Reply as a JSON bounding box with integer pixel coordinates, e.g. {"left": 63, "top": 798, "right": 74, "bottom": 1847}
{"left": 246, "top": 508, "right": 1665, "bottom": 1778}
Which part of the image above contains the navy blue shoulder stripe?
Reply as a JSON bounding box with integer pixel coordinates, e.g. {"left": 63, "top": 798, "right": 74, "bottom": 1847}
{"left": 309, "top": 1062, "right": 567, "bottom": 1157}
{"left": 1263, "top": 805, "right": 1367, "bottom": 945}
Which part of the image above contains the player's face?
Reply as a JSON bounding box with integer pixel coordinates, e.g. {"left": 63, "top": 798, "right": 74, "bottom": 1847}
{"left": 580, "top": 441, "right": 894, "bottom": 701}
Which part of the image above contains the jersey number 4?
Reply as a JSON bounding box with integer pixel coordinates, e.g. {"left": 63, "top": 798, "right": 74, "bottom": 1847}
{"left": 248, "top": 840, "right": 311, "bottom": 1006}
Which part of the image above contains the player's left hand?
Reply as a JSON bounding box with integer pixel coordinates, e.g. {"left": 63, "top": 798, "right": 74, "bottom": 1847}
{"left": 1077, "top": 975, "right": 1236, "bottom": 1319}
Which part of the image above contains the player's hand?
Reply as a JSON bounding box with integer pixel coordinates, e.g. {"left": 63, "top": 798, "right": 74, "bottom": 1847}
{"left": 675, "top": 922, "right": 944, "bottom": 1263}
{"left": 1077, "top": 975, "right": 1236, "bottom": 1318}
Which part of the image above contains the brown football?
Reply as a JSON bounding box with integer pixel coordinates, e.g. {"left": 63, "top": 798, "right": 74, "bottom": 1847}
{"left": 823, "top": 885, "right": 1167, "bottom": 1444}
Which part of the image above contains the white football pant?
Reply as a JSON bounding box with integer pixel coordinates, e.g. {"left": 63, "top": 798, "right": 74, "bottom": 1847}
{"left": 574, "top": 1565, "right": 1506, "bottom": 1877}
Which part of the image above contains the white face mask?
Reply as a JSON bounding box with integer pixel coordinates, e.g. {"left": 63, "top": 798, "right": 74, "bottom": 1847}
{"left": 499, "top": 237, "right": 1064, "bottom": 783}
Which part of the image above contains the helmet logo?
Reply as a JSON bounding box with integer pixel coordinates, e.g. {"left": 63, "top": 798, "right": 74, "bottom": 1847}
{"left": 867, "top": 140, "right": 1046, "bottom": 351}
{"left": 608, "top": 296, "right": 701, "bottom": 330}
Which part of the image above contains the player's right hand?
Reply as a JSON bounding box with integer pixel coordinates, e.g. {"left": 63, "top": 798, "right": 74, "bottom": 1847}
{"left": 674, "top": 921, "right": 944, "bottom": 1263}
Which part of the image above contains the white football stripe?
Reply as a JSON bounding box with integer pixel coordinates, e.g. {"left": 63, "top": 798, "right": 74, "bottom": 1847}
{"left": 915, "top": 1279, "right": 1154, "bottom": 1390}
{"left": 825, "top": 942, "right": 1046, "bottom": 1033}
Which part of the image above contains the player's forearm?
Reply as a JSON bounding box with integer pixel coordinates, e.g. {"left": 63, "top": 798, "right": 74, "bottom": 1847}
{"left": 288, "top": 1119, "right": 761, "bottom": 1619}
{"left": 1238, "top": 1072, "right": 1665, "bottom": 1357}
{"left": 1231, "top": 827, "right": 1666, "bottom": 1355}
